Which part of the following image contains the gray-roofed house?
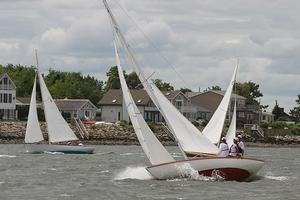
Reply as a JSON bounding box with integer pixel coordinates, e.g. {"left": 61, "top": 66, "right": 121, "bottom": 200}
{"left": 54, "top": 99, "right": 98, "bottom": 120}
{"left": 98, "top": 89, "right": 210, "bottom": 123}
{"left": 190, "top": 90, "right": 260, "bottom": 126}
{"left": 0, "top": 73, "right": 17, "bottom": 120}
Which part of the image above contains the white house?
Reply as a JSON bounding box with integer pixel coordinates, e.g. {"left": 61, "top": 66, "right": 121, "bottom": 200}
{"left": 0, "top": 73, "right": 17, "bottom": 120}
{"left": 54, "top": 98, "right": 98, "bottom": 120}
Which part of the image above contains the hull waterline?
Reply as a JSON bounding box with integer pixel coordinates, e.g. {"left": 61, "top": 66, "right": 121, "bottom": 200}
{"left": 146, "top": 157, "right": 264, "bottom": 181}
{"left": 25, "top": 144, "right": 94, "bottom": 154}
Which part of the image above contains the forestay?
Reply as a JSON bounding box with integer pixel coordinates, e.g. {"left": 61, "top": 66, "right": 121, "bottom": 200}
{"left": 25, "top": 75, "right": 44, "bottom": 143}
{"left": 202, "top": 64, "right": 238, "bottom": 144}
{"left": 37, "top": 70, "right": 78, "bottom": 143}
{"left": 114, "top": 41, "right": 174, "bottom": 165}
{"left": 103, "top": 0, "right": 218, "bottom": 155}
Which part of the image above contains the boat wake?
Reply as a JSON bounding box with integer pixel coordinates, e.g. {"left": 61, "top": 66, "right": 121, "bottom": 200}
{"left": 173, "top": 163, "right": 224, "bottom": 181}
{"left": 114, "top": 166, "right": 154, "bottom": 180}
{"left": 264, "top": 175, "right": 288, "bottom": 181}
{"left": 0, "top": 154, "right": 16, "bottom": 158}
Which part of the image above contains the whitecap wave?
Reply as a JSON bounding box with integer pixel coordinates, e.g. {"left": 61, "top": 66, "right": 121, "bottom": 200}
{"left": 120, "top": 152, "right": 142, "bottom": 156}
{"left": 0, "top": 155, "right": 16, "bottom": 158}
{"left": 43, "top": 151, "right": 64, "bottom": 155}
{"left": 114, "top": 166, "right": 154, "bottom": 180}
{"left": 264, "top": 175, "right": 288, "bottom": 181}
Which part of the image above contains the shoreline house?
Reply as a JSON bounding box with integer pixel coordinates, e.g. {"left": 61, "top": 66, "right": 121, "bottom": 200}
{"left": 0, "top": 73, "right": 17, "bottom": 120}
{"left": 16, "top": 97, "right": 97, "bottom": 121}
{"left": 98, "top": 89, "right": 209, "bottom": 123}
{"left": 54, "top": 98, "right": 98, "bottom": 121}
{"left": 188, "top": 90, "right": 260, "bottom": 127}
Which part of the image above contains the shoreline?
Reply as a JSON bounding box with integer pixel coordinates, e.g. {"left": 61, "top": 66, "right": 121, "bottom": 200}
{"left": 0, "top": 139, "right": 299, "bottom": 148}
{"left": 1, "top": 121, "right": 299, "bottom": 148}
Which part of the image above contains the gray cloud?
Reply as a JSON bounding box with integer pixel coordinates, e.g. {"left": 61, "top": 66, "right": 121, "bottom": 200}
{"left": 0, "top": 0, "right": 299, "bottom": 111}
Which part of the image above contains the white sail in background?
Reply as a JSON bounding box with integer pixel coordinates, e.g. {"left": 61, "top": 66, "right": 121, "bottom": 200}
{"left": 114, "top": 41, "right": 174, "bottom": 165}
{"left": 202, "top": 65, "right": 238, "bottom": 144}
{"left": 225, "top": 99, "right": 236, "bottom": 148}
{"left": 25, "top": 75, "right": 44, "bottom": 143}
{"left": 103, "top": 0, "right": 218, "bottom": 155}
{"left": 37, "top": 70, "right": 78, "bottom": 143}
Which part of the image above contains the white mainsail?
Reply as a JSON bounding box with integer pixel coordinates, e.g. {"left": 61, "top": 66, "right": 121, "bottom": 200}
{"left": 114, "top": 41, "right": 174, "bottom": 165}
{"left": 202, "top": 64, "right": 238, "bottom": 145}
{"left": 37, "top": 68, "right": 78, "bottom": 143}
{"left": 103, "top": 0, "right": 218, "bottom": 155}
{"left": 25, "top": 74, "right": 44, "bottom": 143}
{"left": 225, "top": 99, "right": 236, "bottom": 148}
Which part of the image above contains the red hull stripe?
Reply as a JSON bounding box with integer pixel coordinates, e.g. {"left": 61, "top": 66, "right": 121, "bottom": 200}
{"left": 199, "top": 168, "right": 250, "bottom": 181}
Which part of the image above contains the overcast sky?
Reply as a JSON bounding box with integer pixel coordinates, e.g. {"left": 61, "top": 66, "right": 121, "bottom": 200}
{"left": 0, "top": 0, "right": 299, "bottom": 112}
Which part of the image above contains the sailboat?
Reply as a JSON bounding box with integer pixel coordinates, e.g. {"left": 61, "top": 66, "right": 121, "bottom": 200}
{"left": 105, "top": 0, "right": 264, "bottom": 181}
{"left": 25, "top": 52, "right": 94, "bottom": 154}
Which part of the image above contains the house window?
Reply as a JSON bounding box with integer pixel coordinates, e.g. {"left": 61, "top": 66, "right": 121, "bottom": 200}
{"left": 175, "top": 100, "right": 183, "bottom": 109}
{"left": 0, "top": 94, "right": 2, "bottom": 103}
{"left": 85, "top": 110, "right": 90, "bottom": 117}
{"left": 238, "top": 112, "right": 245, "bottom": 118}
{"left": 118, "top": 112, "right": 121, "bottom": 120}
{"left": 3, "top": 93, "right": 7, "bottom": 103}
{"left": 9, "top": 94, "right": 12, "bottom": 103}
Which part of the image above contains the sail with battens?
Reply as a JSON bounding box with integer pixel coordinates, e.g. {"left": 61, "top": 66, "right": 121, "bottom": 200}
{"left": 225, "top": 99, "right": 236, "bottom": 148}
{"left": 202, "top": 64, "right": 238, "bottom": 145}
{"left": 37, "top": 69, "right": 78, "bottom": 143}
{"left": 114, "top": 41, "right": 174, "bottom": 165}
{"left": 25, "top": 74, "right": 44, "bottom": 143}
{"left": 103, "top": 0, "right": 218, "bottom": 156}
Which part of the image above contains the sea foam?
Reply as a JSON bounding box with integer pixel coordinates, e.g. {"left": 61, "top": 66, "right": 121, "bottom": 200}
{"left": 114, "top": 166, "right": 154, "bottom": 180}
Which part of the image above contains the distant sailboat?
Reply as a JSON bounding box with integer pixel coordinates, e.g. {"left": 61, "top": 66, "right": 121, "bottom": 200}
{"left": 105, "top": 0, "right": 264, "bottom": 181}
{"left": 25, "top": 51, "right": 94, "bottom": 154}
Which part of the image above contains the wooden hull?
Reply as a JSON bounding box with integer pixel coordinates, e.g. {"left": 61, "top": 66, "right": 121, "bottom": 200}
{"left": 25, "top": 144, "right": 94, "bottom": 154}
{"left": 146, "top": 157, "right": 264, "bottom": 181}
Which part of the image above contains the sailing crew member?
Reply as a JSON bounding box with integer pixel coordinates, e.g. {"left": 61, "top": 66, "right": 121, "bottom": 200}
{"left": 237, "top": 135, "right": 245, "bottom": 156}
{"left": 229, "top": 137, "right": 239, "bottom": 157}
{"left": 217, "top": 137, "right": 229, "bottom": 157}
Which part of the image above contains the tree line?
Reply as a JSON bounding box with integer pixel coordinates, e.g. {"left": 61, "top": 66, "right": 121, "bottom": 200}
{"left": 1, "top": 64, "right": 299, "bottom": 122}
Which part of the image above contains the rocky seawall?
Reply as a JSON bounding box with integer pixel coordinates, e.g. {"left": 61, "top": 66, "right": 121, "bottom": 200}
{"left": 0, "top": 121, "right": 299, "bottom": 147}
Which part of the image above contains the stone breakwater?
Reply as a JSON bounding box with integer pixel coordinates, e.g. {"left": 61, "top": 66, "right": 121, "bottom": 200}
{"left": 0, "top": 121, "right": 174, "bottom": 145}
{"left": 0, "top": 121, "right": 300, "bottom": 146}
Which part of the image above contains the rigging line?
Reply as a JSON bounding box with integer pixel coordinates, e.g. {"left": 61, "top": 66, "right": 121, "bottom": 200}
{"left": 111, "top": 0, "right": 191, "bottom": 89}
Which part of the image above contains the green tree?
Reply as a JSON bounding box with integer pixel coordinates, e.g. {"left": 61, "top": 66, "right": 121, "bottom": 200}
{"left": 290, "top": 95, "right": 300, "bottom": 122}
{"left": 235, "top": 81, "right": 263, "bottom": 105}
{"left": 180, "top": 88, "right": 192, "bottom": 94}
{"left": 126, "top": 72, "right": 142, "bottom": 89}
{"left": 104, "top": 66, "right": 120, "bottom": 92}
{"left": 152, "top": 79, "right": 174, "bottom": 91}
{"left": 208, "top": 85, "right": 221, "bottom": 90}
{"left": 0, "top": 64, "right": 36, "bottom": 96}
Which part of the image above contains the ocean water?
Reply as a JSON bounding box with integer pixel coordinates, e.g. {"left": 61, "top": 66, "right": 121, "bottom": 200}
{"left": 0, "top": 145, "right": 299, "bottom": 200}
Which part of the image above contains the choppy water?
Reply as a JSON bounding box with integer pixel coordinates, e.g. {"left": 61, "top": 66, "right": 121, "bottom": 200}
{"left": 0, "top": 145, "right": 299, "bottom": 200}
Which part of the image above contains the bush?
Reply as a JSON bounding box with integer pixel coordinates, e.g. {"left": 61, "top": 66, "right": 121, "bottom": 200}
{"left": 269, "top": 121, "right": 287, "bottom": 129}
{"left": 291, "top": 123, "right": 300, "bottom": 135}
{"left": 260, "top": 122, "right": 269, "bottom": 129}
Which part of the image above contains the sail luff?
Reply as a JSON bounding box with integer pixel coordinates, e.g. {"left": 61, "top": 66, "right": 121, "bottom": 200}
{"left": 25, "top": 74, "right": 44, "bottom": 143}
{"left": 114, "top": 41, "right": 174, "bottom": 165}
{"left": 103, "top": 0, "right": 218, "bottom": 155}
{"left": 202, "top": 64, "right": 238, "bottom": 144}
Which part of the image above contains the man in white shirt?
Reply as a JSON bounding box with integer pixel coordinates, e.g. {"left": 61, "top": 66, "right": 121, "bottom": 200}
{"left": 237, "top": 135, "right": 245, "bottom": 156}
{"left": 217, "top": 137, "right": 229, "bottom": 157}
{"left": 229, "top": 137, "right": 239, "bottom": 157}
